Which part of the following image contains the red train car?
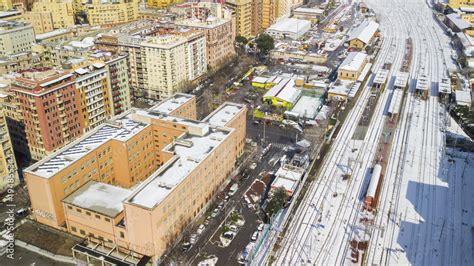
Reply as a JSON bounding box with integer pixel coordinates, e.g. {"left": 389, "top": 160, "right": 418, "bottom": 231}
{"left": 364, "top": 164, "right": 383, "bottom": 211}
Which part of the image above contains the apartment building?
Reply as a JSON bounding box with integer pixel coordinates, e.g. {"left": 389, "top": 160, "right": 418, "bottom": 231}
{"left": 86, "top": 0, "right": 139, "bottom": 26}
{"left": 140, "top": 31, "right": 206, "bottom": 100}
{"left": 176, "top": 17, "right": 235, "bottom": 70}
{"left": 261, "top": 0, "right": 277, "bottom": 30}
{"left": 74, "top": 62, "right": 112, "bottom": 132}
{"left": 27, "top": 0, "right": 75, "bottom": 34}
{"left": 225, "top": 0, "right": 253, "bottom": 37}
{"left": 146, "top": 0, "right": 183, "bottom": 9}
{"left": 0, "top": 21, "right": 35, "bottom": 56}
{"left": 0, "top": 0, "right": 12, "bottom": 10}
{"left": 10, "top": 69, "right": 83, "bottom": 161}
{"left": 24, "top": 95, "right": 247, "bottom": 263}
{"left": 0, "top": 109, "right": 19, "bottom": 192}
{"left": 0, "top": 52, "right": 38, "bottom": 75}
{"left": 102, "top": 53, "right": 131, "bottom": 116}
{"left": 448, "top": 0, "right": 473, "bottom": 9}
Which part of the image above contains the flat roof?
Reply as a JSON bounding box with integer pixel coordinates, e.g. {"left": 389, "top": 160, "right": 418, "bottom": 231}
{"left": 275, "top": 165, "right": 304, "bottom": 181}
{"left": 357, "top": 63, "right": 373, "bottom": 82}
{"left": 388, "top": 89, "right": 404, "bottom": 115}
{"left": 455, "top": 90, "right": 471, "bottom": 104}
{"left": 204, "top": 102, "right": 245, "bottom": 127}
{"left": 63, "top": 181, "right": 132, "bottom": 217}
{"left": 267, "top": 18, "right": 311, "bottom": 34}
{"left": 128, "top": 128, "right": 232, "bottom": 209}
{"left": 264, "top": 78, "right": 301, "bottom": 104}
{"left": 348, "top": 20, "right": 379, "bottom": 44}
{"left": 149, "top": 93, "right": 194, "bottom": 114}
{"left": 394, "top": 72, "right": 410, "bottom": 88}
{"left": 35, "top": 29, "right": 71, "bottom": 41}
{"left": 339, "top": 52, "right": 367, "bottom": 71}
{"left": 272, "top": 176, "right": 298, "bottom": 192}
{"left": 416, "top": 75, "right": 430, "bottom": 91}
{"left": 294, "top": 7, "right": 325, "bottom": 15}
{"left": 373, "top": 69, "right": 390, "bottom": 85}
{"left": 438, "top": 78, "right": 452, "bottom": 94}
{"left": 291, "top": 95, "right": 322, "bottom": 119}
{"left": 252, "top": 76, "right": 268, "bottom": 83}
{"left": 446, "top": 13, "right": 471, "bottom": 30}
{"left": 26, "top": 112, "right": 148, "bottom": 178}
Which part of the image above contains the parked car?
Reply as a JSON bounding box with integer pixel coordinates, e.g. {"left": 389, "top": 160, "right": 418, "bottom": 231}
{"left": 224, "top": 195, "right": 230, "bottom": 201}
{"left": 229, "top": 225, "right": 238, "bottom": 232}
{"left": 223, "top": 231, "right": 236, "bottom": 240}
{"left": 211, "top": 208, "right": 220, "bottom": 218}
{"left": 251, "top": 231, "right": 259, "bottom": 242}
{"left": 197, "top": 224, "right": 205, "bottom": 234}
{"left": 249, "top": 163, "right": 257, "bottom": 170}
{"left": 190, "top": 234, "right": 197, "bottom": 245}
{"left": 182, "top": 242, "right": 191, "bottom": 251}
{"left": 257, "top": 223, "right": 264, "bottom": 231}
{"left": 15, "top": 208, "right": 28, "bottom": 217}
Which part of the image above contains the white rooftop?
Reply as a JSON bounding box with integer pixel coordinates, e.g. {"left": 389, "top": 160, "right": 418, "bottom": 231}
{"left": 339, "top": 52, "right": 367, "bottom": 72}
{"left": 252, "top": 76, "right": 268, "bottom": 83}
{"left": 357, "top": 63, "right": 373, "bottom": 82}
{"left": 348, "top": 20, "right": 379, "bottom": 44}
{"left": 373, "top": 69, "right": 390, "bottom": 85}
{"left": 455, "top": 90, "right": 471, "bottom": 105}
{"left": 388, "top": 89, "right": 404, "bottom": 115}
{"left": 267, "top": 18, "right": 311, "bottom": 34}
{"left": 150, "top": 93, "right": 194, "bottom": 114}
{"left": 27, "top": 113, "right": 148, "bottom": 178}
{"left": 446, "top": 13, "right": 471, "bottom": 30}
{"left": 204, "top": 102, "right": 244, "bottom": 127}
{"left": 294, "top": 7, "right": 325, "bottom": 15}
{"left": 128, "top": 128, "right": 231, "bottom": 208}
{"left": 438, "top": 78, "right": 452, "bottom": 94}
{"left": 291, "top": 95, "right": 322, "bottom": 119}
{"left": 264, "top": 78, "right": 302, "bottom": 104}
{"left": 394, "top": 72, "right": 410, "bottom": 88}
{"left": 275, "top": 165, "right": 304, "bottom": 181}
{"left": 35, "top": 29, "right": 71, "bottom": 41}
{"left": 63, "top": 181, "right": 132, "bottom": 217}
{"left": 416, "top": 75, "right": 430, "bottom": 91}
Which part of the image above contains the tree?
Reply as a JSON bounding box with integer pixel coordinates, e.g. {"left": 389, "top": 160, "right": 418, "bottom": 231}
{"left": 236, "top": 35, "right": 249, "bottom": 45}
{"left": 255, "top": 33, "right": 275, "bottom": 55}
{"left": 266, "top": 186, "right": 289, "bottom": 216}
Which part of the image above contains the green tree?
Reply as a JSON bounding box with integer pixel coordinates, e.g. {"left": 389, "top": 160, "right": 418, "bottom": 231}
{"left": 266, "top": 187, "right": 288, "bottom": 216}
{"left": 236, "top": 35, "right": 249, "bottom": 45}
{"left": 255, "top": 33, "right": 275, "bottom": 55}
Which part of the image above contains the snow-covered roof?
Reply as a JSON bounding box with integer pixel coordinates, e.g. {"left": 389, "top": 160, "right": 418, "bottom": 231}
{"left": 357, "top": 63, "right": 372, "bottom": 82}
{"left": 128, "top": 128, "right": 232, "bottom": 209}
{"left": 438, "top": 78, "right": 452, "bottom": 94}
{"left": 388, "top": 89, "right": 404, "bottom": 115}
{"left": 252, "top": 76, "right": 268, "bottom": 83}
{"left": 150, "top": 93, "right": 194, "bottom": 114}
{"left": 267, "top": 18, "right": 311, "bottom": 34}
{"left": 373, "top": 69, "right": 389, "bottom": 85}
{"left": 291, "top": 95, "right": 322, "bottom": 119}
{"left": 348, "top": 82, "right": 362, "bottom": 99}
{"left": 272, "top": 176, "right": 299, "bottom": 193}
{"left": 63, "top": 181, "right": 132, "bottom": 217}
{"left": 339, "top": 52, "right": 367, "bottom": 72}
{"left": 294, "top": 7, "right": 325, "bottom": 15}
{"left": 328, "top": 80, "right": 352, "bottom": 96}
{"left": 456, "top": 32, "right": 474, "bottom": 56}
{"left": 446, "top": 13, "right": 471, "bottom": 30}
{"left": 394, "top": 72, "right": 410, "bottom": 88}
{"left": 367, "top": 164, "right": 382, "bottom": 198}
{"left": 264, "top": 79, "right": 301, "bottom": 104}
{"left": 455, "top": 90, "right": 472, "bottom": 106}
{"left": 271, "top": 165, "right": 304, "bottom": 193}
{"left": 416, "top": 75, "right": 430, "bottom": 91}
{"left": 26, "top": 113, "right": 148, "bottom": 178}
{"left": 204, "top": 102, "right": 245, "bottom": 127}
{"left": 35, "top": 29, "right": 71, "bottom": 41}
{"left": 348, "top": 20, "right": 379, "bottom": 44}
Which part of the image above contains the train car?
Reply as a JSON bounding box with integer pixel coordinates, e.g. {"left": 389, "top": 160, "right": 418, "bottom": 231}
{"left": 364, "top": 164, "right": 383, "bottom": 211}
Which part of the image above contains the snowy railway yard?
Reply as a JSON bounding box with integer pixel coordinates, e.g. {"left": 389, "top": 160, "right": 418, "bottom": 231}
{"left": 269, "top": 0, "right": 474, "bottom": 265}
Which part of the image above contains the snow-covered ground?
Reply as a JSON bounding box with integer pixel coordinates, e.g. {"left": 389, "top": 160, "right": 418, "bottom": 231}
{"left": 270, "top": 0, "right": 473, "bottom": 265}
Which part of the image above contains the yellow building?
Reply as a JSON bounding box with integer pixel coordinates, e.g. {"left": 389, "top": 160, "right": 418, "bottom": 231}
{"left": 0, "top": 109, "right": 19, "bottom": 193}
{"left": 24, "top": 95, "right": 247, "bottom": 264}
{"left": 347, "top": 20, "right": 379, "bottom": 49}
{"left": 225, "top": 0, "right": 253, "bottom": 37}
{"left": 261, "top": 0, "right": 277, "bottom": 30}
{"left": 0, "top": 0, "right": 12, "bottom": 10}
{"left": 87, "top": 0, "right": 139, "bottom": 26}
{"left": 448, "top": 0, "right": 473, "bottom": 9}
{"left": 24, "top": 12, "right": 53, "bottom": 34}
{"left": 30, "top": 0, "right": 75, "bottom": 31}
{"left": 337, "top": 52, "right": 368, "bottom": 81}
{"left": 146, "top": 0, "right": 183, "bottom": 9}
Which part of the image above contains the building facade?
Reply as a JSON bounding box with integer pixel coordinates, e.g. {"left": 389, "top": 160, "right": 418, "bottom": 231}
{"left": 86, "top": 0, "right": 139, "bottom": 26}
{"left": 29, "top": 0, "right": 75, "bottom": 33}
{"left": 0, "top": 21, "right": 35, "bottom": 56}
{"left": 24, "top": 95, "right": 247, "bottom": 264}
{"left": 147, "top": 0, "right": 183, "bottom": 9}
{"left": 0, "top": 109, "right": 19, "bottom": 193}
{"left": 225, "top": 0, "right": 253, "bottom": 37}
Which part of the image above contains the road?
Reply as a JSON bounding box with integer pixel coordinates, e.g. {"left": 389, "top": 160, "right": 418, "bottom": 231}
{"left": 270, "top": 0, "right": 469, "bottom": 264}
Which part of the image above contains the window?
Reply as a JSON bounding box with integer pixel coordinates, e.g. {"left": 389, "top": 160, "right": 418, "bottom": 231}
{"left": 95, "top": 214, "right": 100, "bottom": 219}
{"left": 67, "top": 205, "right": 72, "bottom": 210}
{"left": 104, "top": 217, "right": 110, "bottom": 222}
{"left": 120, "top": 232, "right": 124, "bottom": 238}
{"left": 71, "top": 226, "right": 77, "bottom": 232}
{"left": 80, "top": 229, "right": 85, "bottom": 235}
{"left": 86, "top": 211, "right": 91, "bottom": 216}
{"left": 77, "top": 208, "right": 82, "bottom": 213}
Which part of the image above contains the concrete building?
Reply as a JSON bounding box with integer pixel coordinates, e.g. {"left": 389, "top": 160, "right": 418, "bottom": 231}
{"left": 0, "top": 20, "right": 35, "bottom": 56}
{"left": 293, "top": 7, "right": 325, "bottom": 23}
{"left": 0, "top": 109, "right": 19, "bottom": 193}
{"left": 0, "top": 0, "right": 12, "bottom": 10}
{"left": 29, "top": 0, "right": 75, "bottom": 33}
{"left": 175, "top": 17, "right": 235, "bottom": 70}
{"left": 35, "top": 28, "right": 73, "bottom": 43}
{"left": 140, "top": 31, "right": 207, "bottom": 100}
{"left": 347, "top": 20, "right": 379, "bottom": 49}
{"left": 225, "top": 0, "right": 253, "bottom": 37}
{"left": 86, "top": 0, "right": 139, "bottom": 26}
{"left": 146, "top": 0, "right": 183, "bottom": 9}
{"left": 266, "top": 18, "right": 311, "bottom": 40}
{"left": 102, "top": 54, "right": 131, "bottom": 116}
{"left": 448, "top": 0, "right": 474, "bottom": 9}
{"left": 261, "top": 0, "right": 277, "bottom": 30}
{"left": 10, "top": 69, "right": 84, "bottom": 161}
{"left": 446, "top": 13, "right": 474, "bottom": 37}
{"left": 337, "top": 52, "right": 368, "bottom": 81}
{"left": 0, "top": 52, "right": 38, "bottom": 75}
{"left": 24, "top": 95, "right": 247, "bottom": 264}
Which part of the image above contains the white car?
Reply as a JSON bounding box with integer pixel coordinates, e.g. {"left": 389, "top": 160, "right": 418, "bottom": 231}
{"left": 249, "top": 163, "right": 257, "bottom": 170}
{"left": 197, "top": 224, "right": 205, "bottom": 234}
{"left": 257, "top": 223, "right": 264, "bottom": 231}
{"left": 190, "top": 234, "right": 197, "bottom": 244}
{"left": 229, "top": 225, "right": 238, "bottom": 232}
{"left": 211, "top": 208, "right": 219, "bottom": 218}
{"left": 251, "top": 231, "right": 259, "bottom": 242}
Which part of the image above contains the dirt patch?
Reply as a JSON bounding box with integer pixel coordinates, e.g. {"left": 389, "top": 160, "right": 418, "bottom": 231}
{"left": 15, "top": 220, "right": 82, "bottom": 257}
